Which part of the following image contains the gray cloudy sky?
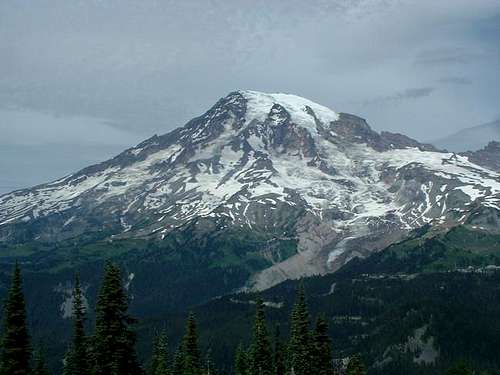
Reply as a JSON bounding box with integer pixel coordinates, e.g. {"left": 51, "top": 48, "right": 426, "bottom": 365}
{"left": 1, "top": 0, "right": 500, "bottom": 193}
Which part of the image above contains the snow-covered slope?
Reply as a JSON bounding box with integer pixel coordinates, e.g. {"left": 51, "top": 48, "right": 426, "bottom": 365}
{"left": 1, "top": 90, "right": 500, "bottom": 289}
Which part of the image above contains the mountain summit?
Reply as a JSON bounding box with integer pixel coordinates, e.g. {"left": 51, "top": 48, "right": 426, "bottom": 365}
{"left": 1, "top": 90, "right": 500, "bottom": 289}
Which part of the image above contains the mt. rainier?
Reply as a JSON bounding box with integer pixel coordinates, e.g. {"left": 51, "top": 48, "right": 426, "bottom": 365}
{"left": 1, "top": 90, "right": 500, "bottom": 289}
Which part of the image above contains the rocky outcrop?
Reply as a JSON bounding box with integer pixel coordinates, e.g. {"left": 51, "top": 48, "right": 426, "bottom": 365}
{"left": 463, "top": 141, "right": 500, "bottom": 172}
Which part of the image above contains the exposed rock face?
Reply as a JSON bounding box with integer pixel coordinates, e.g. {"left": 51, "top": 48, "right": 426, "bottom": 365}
{"left": 1, "top": 90, "right": 500, "bottom": 290}
{"left": 380, "top": 131, "right": 438, "bottom": 152}
{"left": 463, "top": 141, "right": 500, "bottom": 172}
{"left": 331, "top": 114, "right": 438, "bottom": 152}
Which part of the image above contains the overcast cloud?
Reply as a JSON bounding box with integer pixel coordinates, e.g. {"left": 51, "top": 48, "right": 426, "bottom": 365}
{"left": 1, "top": 0, "right": 499, "bottom": 193}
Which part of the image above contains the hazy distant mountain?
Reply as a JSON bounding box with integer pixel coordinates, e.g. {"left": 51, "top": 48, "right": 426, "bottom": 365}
{"left": 432, "top": 120, "right": 500, "bottom": 152}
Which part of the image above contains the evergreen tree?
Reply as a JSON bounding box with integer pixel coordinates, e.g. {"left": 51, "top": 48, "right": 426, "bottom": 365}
{"left": 249, "top": 298, "right": 273, "bottom": 375}
{"left": 63, "top": 274, "right": 90, "bottom": 375}
{"left": 234, "top": 344, "right": 248, "bottom": 375}
{"left": 91, "top": 263, "right": 142, "bottom": 375}
{"left": 32, "top": 348, "right": 49, "bottom": 375}
{"left": 171, "top": 347, "right": 184, "bottom": 375}
{"left": 288, "top": 284, "right": 311, "bottom": 375}
{"left": 272, "top": 326, "right": 285, "bottom": 375}
{"left": 150, "top": 330, "right": 170, "bottom": 375}
{"left": 346, "top": 354, "right": 366, "bottom": 375}
{"left": 311, "top": 316, "right": 334, "bottom": 375}
{"left": 181, "top": 313, "right": 202, "bottom": 375}
{"left": 0, "top": 263, "right": 31, "bottom": 375}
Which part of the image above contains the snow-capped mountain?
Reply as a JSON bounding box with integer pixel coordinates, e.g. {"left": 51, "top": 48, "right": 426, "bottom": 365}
{"left": 1, "top": 91, "right": 500, "bottom": 289}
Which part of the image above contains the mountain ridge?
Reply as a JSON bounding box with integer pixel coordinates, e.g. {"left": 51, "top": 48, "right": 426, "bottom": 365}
{"left": 432, "top": 120, "right": 500, "bottom": 152}
{"left": 1, "top": 90, "right": 500, "bottom": 291}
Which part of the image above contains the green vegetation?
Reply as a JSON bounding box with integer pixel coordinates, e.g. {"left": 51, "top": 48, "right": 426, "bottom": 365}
{"left": 272, "top": 326, "right": 285, "bottom": 375}
{"left": 248, "top": 298, "right": 273, "bottom": 375}
{"left": 63, "top": 275, "right": 90, "bottom": 375}
{"left": 0, "top": 264, "right": 31, "bottom": 375}
{"left": 234, "top": 344, "right": 248, "bottom": 375}
{"left": 0, "top": 264, "right": 343, "bottom": 374}
{"left": 149, "top": 330, "right": 170, "bottom": 375}
{"left": 365, "top": 225, "right": 500, "bottom": 273}
{"left": 178, "top": 313, "right": 202, "bottom": 375}
{"left": 0, "top": 224, "right": 499, "bottom": 374}
{"left": 288, "top": 284, "right": 312, "bottom": 375}
{"left": 92, "top": 263, "right": 142, "bottom": 375}
{"left": 346, "top": 354, "right": 366, "bottom": 375}
{"left": 312, "top": 316, "right": 334, "bottom": 375}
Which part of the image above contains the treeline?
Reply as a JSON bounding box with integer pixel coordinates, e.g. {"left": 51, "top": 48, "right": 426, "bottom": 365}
{"left": 0, "top": 263, "right": 142, "bottom": 375}
{"left": 0, "top": 263, "right": 487, "bottom": 375}
{"left": 231, "top": 286, "right": 366, "bottom": 375}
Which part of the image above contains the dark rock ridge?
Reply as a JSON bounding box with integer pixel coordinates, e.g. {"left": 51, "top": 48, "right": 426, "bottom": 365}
{"left": 331, "top": 113, "right": 438, "bottom": 152}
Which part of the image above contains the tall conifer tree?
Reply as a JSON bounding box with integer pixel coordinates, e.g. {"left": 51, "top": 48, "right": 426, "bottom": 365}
{"left": 0, "top": 263, "right": 31, "bottom": 375}
{"left": 249, "top": 298, "right": 273, "bottom": 375}
{"left": 181, "top": 313, "right": 202, "bottom": 375}
{"left": 171, "top": 347, "right": 184, "bottom": 375}
{"left": 288, "top": 284, "right": 311, "bottom": 375}
{"left": 63, "top": 274, "right": 90, "bottom": 375}
{"left": 311, "top": 316, "right": 334, "bottom": 375}
{"left": 92, "top": 263, "right": 142, "bottom": 375}
{"left": 234, "top": 344, "right": 248, "bottom": 375}
{"left": 150, "top": 330, "right": 170, "bottom": 375}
